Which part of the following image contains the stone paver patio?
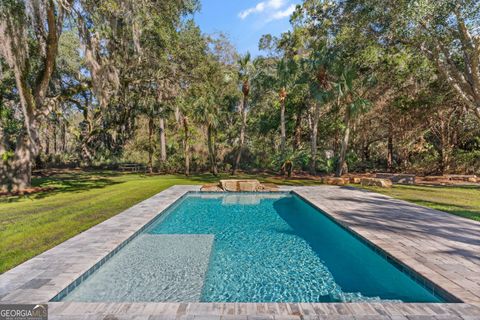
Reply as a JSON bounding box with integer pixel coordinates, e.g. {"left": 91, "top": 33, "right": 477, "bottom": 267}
{"left": 0, "top": 185, "right": 479, "bottom": 319}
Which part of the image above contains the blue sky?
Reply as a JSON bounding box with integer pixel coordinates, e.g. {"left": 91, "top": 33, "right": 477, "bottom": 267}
{"left": 194, "top": 0, "right": 299, "bottom": 56}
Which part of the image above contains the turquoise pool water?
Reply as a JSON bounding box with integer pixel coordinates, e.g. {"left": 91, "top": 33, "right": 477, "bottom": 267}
{"left": 59, "top": 192, "right": 442, "bottom": 303}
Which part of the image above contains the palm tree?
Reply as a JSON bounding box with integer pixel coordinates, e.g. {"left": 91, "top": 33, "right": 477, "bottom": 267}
{"left": 193, "top": 94, "right": 220, "bottom": 176}
{"left": 232, "top": 52, "right": 253, "bottom": 175}
{"left": 182, "top": 115, "right": 190, "bottom": 176}
{"left": 334, "top": 67, "right": 370, "bottom": 177}
{"left": 175, "top": 96, "right": 192, "bottom": 177}
{"left": 191, "top": 54, "right": 237, "bottom": 176}
{"left": 276, "top": 59, "right": 292, "bottom": 156}
{"left": 279, "top": 86, "right": 287, "bottom": 154}
{"left": 304, "top": 55, "right": 333, "bottom": 175}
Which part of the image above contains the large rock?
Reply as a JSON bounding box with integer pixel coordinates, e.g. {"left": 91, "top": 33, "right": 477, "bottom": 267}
{"left": 361, "top": 178, "right": 393, "bottom": 188}
{"left": 349, "top": 177, "right": 362, "bottom": 184}
{"left": 238, "top": 180, "right": 260, "bottom": 192}
{"left": 220, "top": 180, "right": 261, "bottom": 192}
{"left": 375, "top": 173, "right": 416, "bottom": 185}
{"left": 201, "top": 180, "right": 280, "bottom": 192}
{"left": 421, "top": 175, "right": 478, "bottom": 184}
{"left": 257, "top": 183, "right": 280, "bottom": 192}
{"left": 446, "top": 175, "right": 478, "bottom": 182}
{"left": 423, "top": 176, "right": 450, "bottom": 182}
{"left": 322, "top": 177, "right": 349, "bottom": 186}
{"left": 200, "top": 184, "right": 224, "bottom": 192}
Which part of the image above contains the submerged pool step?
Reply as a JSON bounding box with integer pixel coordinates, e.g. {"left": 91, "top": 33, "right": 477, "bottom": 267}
{"left": 62, "top": 234, "right": 214, "bottom": 302}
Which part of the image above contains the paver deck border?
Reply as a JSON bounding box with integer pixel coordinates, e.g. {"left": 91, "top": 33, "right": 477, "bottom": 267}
{"left": 0, "top": 185, "right": 479, "bottom": 320}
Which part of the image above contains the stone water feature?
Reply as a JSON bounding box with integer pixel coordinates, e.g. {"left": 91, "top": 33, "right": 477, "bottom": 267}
{"left": 200, "top": 179, "right": 279, "bottom": 192}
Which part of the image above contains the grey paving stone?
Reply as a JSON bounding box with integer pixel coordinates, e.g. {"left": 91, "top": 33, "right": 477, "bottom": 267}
{"left": 433, "top": 315, "right": 463, "bottom": 320}
{"left": 193, "top": 316, "right": 221, "bottom": 320}
{"left": 354, "top": 316, "right": 391, "bottom": 320}
{"left": 246, "top": 316, "right": 275, "bottom": 320}
{"left": 20, "top": 278, "right": 51, "bottom": 289}
{"left": 220, "top": 316, "right": 248, "bottom": 320}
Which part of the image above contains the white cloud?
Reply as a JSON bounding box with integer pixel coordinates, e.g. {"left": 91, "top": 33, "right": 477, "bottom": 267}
{"left": 238, "top": 0, "right": 287, "bottom": 20}
{"left": 269, "top": 4, "right": 296, "bottom": 21}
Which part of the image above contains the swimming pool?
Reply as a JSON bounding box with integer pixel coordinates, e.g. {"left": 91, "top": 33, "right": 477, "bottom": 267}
{"left": 54, "top": 192, "right": 444, "bottom": 303}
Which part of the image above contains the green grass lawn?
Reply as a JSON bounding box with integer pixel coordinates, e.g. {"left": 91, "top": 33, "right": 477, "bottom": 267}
{"left": 361, "top": 184, "right": 480, "bottom": 222}
{"left": 0, "top": 170, "right": 478, "bottom": 274}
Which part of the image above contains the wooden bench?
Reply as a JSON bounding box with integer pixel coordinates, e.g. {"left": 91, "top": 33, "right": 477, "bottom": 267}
{"left": 118, "top": 163, "right": 147, "bottom": 173}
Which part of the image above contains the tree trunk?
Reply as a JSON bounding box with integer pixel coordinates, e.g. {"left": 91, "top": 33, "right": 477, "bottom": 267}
{"left": 438, "top": 121, "right": 451, "bottom": 175}
{"left": 207, "top": 124, "right": 218, "bottom": 176}
{"left": 82, "top": 144, "right": 93, "bottom": 165}
{"left": 438, "top": 147, "right": 446, "bottom": 175}
{"left": 232, "top": 96, "right": 247, "bottom": 175}
{"left": 148, "top": 117, "right": 154, "bottom": 173}
{"left": 0, "top": 166, "right": 10, "bottom": 192}
{"left": 53, "top": 125, "right": 57, "bottom": 155}
{"left": 45, "top": 127, "right": 50, "bottom": 156}
{"left": 400, "top": 148, "right": 409, "bottom": 170}
{"left": 387, "top": 134, "right": 394, "bottom": 172}
{"left": 439, "top": 148, "right": 451, "bottom": 174}
{"left": 0, "top": 127, "right": 8, "bottom": 192}
{"left": 158, "top": 117, "right": 167, "bottom": 163}
{"left": 475, "top": 107, "right": 480, "bottom": 122}
{"left": 363, "top": 143, "right": 370, "bottom": 162}
{"left": 7, "top": 134, "right": 33, "bottom": 192}
{"left": 61, "top": 122, "right": 66, "bottom": 153}
{"left": 80, "top": 107, "right": 92, "bottom": 165}
{"left": 336, "top": 109, "right": 351, "bottom": 177}
{"left": 309, "top": 103, "right": 321, "bottom": 175}
{"left": 293, "top": 107, "right": 303, "bottom": 149}
{"left": 0, "top": 1, "right": 66, "bottom": 190}
{"left": 280, "top": 98, "right": 286, "bottom": 155}
{"left": 183, "top": 116, "right": 190, "bottom": 176}
{"left": 0, "top": 127, "right": 5, "bottom": 156}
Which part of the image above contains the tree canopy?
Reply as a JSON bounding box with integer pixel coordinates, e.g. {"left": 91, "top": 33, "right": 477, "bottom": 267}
{"left": 1, "top": 0, "right": 479, "bottom": 191}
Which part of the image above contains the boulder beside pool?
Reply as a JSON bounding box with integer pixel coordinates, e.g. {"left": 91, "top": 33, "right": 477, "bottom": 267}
{"left": 375, "top": 173, "right": 416, "bottom": 184}
{"left": 223, "top": 179, "right": 260, "bottom": 192}
{"left": 200, "top": 183, "right": 224, "bottom": 192}
{"left": 322, "top": 177, "right": 349, "bottom": 186}
{"left": 361, "top": 178, "right": 393, "bottom": 188}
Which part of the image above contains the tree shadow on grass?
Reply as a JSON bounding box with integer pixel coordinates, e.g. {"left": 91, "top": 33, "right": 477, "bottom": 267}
{"left": 400, "top": 198, "right": 480, "bottom": 222}
{"left": 0, "top": 171, "right": 124, "bottom": 203}
{"left": 178, "top": 174, "right": 221, "bottom": 184}
{"left": 393, "top": 184, "right": 480, "bottom": 193}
